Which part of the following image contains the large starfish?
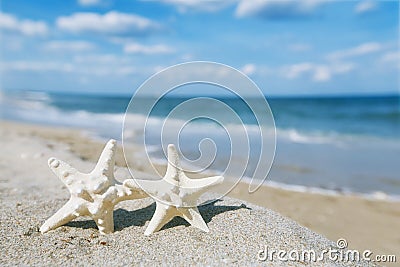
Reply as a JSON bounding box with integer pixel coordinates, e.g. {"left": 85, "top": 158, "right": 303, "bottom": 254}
{"left": 40, "top": 139, "right": 147, "bottom": 234}
{"left": 124, "top": 144, "right": 224, "bottom": 235}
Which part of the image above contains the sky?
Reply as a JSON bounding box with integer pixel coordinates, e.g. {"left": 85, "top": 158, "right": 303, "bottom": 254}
{"left": 0, "top": 0, "right": 399, "bottom": 96}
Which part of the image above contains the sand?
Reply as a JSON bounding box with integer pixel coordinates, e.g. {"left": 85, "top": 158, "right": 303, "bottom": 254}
{"left": 0, "top": 120, "right": 397, "bottom": 266}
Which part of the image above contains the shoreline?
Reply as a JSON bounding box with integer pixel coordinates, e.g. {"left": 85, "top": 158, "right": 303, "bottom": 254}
{"left": 5, "top": 118, "right": 398, "bottom": 201}
{"left": 144, "top": 152, "right": 400, "bottom": 202}
{"left": 1, "top": 119, "right": 399, "bottom": 259}
{"left": 242, "top": 178, "right": 400, "bottom": 202}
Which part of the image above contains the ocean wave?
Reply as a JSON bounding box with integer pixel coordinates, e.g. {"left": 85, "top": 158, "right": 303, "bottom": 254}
{"left": 1, "top": 92, "right": 125, "bottom": 139}
{"left": 277, "top": 128, "right": 337, "bottom": 144}
{"left": 239, "top": 177, "right": 400, "bottom": 202}
{"left": 1, "top": 91, "right": 395, "bottom": 147}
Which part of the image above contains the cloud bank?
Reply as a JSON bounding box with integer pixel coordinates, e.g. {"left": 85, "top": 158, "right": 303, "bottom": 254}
{"left": 56, "top": 11, "right": 161, "bottom": 36}
{"left": 0, "top": 12, "right": 48, "bottom": 36}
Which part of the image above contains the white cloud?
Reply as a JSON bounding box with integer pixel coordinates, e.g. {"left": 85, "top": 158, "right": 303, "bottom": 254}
{"left": 284, "top": 62, "right": 355, "bottom": 82}
{"left": 153, "top": 65, "right": 168, "bottom": 73}
{"left": 1, "top": 61, "right": 74, "bottom": 72}
{"left": 354, "top": 1, "right": 377, "bottom": 14}
{"left": 73, "top": 54, "right": 128, "bottom": 63}
{"left": 56, "top": 11, "right": 161, "bottom": 36}
{"left": 0, "top": 12, "right": 48, "bottom": 36}
{"left": 283, "top": 42, "right": 392, "bottom": 82}
{"left": 1, "top": 59, "right": 140, "bottom": 76}
{"left": 380, "top": 51, "right": 400, "bottom": 63}
{"left": 241, "top": 63, "right": 256, "bottom": 76}
{"left": 380, "top": 51, "right": 400, "bottom": 69}
{"left": 78, "top": 0, "right": 103, "bottom": 6}
{"left": 288, "top": 43, "right": 312, "bottom": 52}
{"left": 44, "top": 40, "right": 96, "bottom": 52}
{"left": 151, "top": 0, "right": 234, "bottom": 13}
{"left": 180, "top": 53, "right": 195, "bottom": 61}
{"left": 327, "top": 42, "right": 382, "bottom": 61}
{"left": 123, "top": 43, "right": 173, "bottom": 54}
{"left": 235, "top": 0, "right": 327, "bottom": 19}
{"left": 285, "top": 62, "right": 313, "bottom": 78}
{"left": 312, "top": 65, "right": 331, "bottom": 81}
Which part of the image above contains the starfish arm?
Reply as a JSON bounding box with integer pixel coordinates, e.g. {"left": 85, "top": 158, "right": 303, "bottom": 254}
{"left": 144, "top": 202, "right": 176, "bottom": 236}
{"left": 178, "top": 207, "right": 209, "bottom": 232}
{"left": 101, "top": 186, "right": 118, "bottom": 203}
{"left": 94, "top": 208, "right": 114, "bottom": 235}
{"left": 48, "top": 158, "right": 79, "bottom": 186}
{"left": 185, "top": 175, "right": 224, "bottom": 191}
{"left": 122, "top": 178, "right": 140, "bottom": 189}
{"left": 180, "top": 175, "right": 224, "bottom": 202}
{"left": 122, "top": 178, "right": 149, "bottom": 193}
{"left": 115, "top": 182, "right": 148, "bottom": 202}
{"left": 125, "top": 179, "right": 171, "bottom": 198}
{"left": 40, "top": 198, "right": 86, "bottom": 233}
{"left": 93, "top": 139, "right": 116, "bottom": 178}
{"left": 165, "top": 144, "right": 181, "bottom": 182}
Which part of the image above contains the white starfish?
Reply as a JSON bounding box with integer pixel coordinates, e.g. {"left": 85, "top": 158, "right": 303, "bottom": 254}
{"left": 40, "top": 139, "right": 147, "bottom": 235}
{"left": 124, "top": 144, "right": 224, "bottom": 235}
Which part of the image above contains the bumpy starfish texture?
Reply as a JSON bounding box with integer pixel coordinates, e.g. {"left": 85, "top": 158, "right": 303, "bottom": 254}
{"left": 40, "top": 139, "right": 147, "bottom": 235}
{"left": 124, "top": 144, "right": 224, "bottom": 235}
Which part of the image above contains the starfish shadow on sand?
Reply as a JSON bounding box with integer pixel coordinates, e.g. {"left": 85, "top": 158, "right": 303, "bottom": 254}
{"left": 65, "top": 203, "right": 155, "bottom": 231}
{"left": 65, "top": 199, "right": 251, "bottom": 233}
{"left": 161, "top": 200, "right": 251, "bottom": 232}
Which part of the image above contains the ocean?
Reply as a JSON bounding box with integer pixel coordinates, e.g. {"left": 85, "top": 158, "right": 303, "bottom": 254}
{"left": 1, "top": 90, "right": 399, "bottom": 198}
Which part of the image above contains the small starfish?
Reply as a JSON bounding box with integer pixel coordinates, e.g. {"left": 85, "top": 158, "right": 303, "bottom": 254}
{"left": 40, "top": 139, "right": 147, "bottom": 235}
{"left": 124, "top": 144, "right": 224, "bottom": 235}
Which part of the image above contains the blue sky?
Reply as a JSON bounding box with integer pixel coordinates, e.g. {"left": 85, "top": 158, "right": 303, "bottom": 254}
{"left": 0, "top": 0, "right": 398, "bottom": 96}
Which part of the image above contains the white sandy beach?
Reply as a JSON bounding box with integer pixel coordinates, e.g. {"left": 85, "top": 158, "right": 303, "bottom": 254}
{"left": 0, "top": 120, "right": 397, "bottom": 266}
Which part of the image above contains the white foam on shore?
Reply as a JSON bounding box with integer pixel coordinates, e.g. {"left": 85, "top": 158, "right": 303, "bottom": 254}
{"left": 239, "top": 176, "right": 400, "bottom": 202}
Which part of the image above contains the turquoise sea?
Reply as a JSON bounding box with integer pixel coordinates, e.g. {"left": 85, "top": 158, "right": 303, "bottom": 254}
{"left": 1, "top": 90, "right": 399, "bottom": 197}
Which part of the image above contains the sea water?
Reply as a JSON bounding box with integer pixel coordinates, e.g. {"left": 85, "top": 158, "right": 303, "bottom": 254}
{"left": 1, "top": 90, "right": 399, "bottom": 197}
